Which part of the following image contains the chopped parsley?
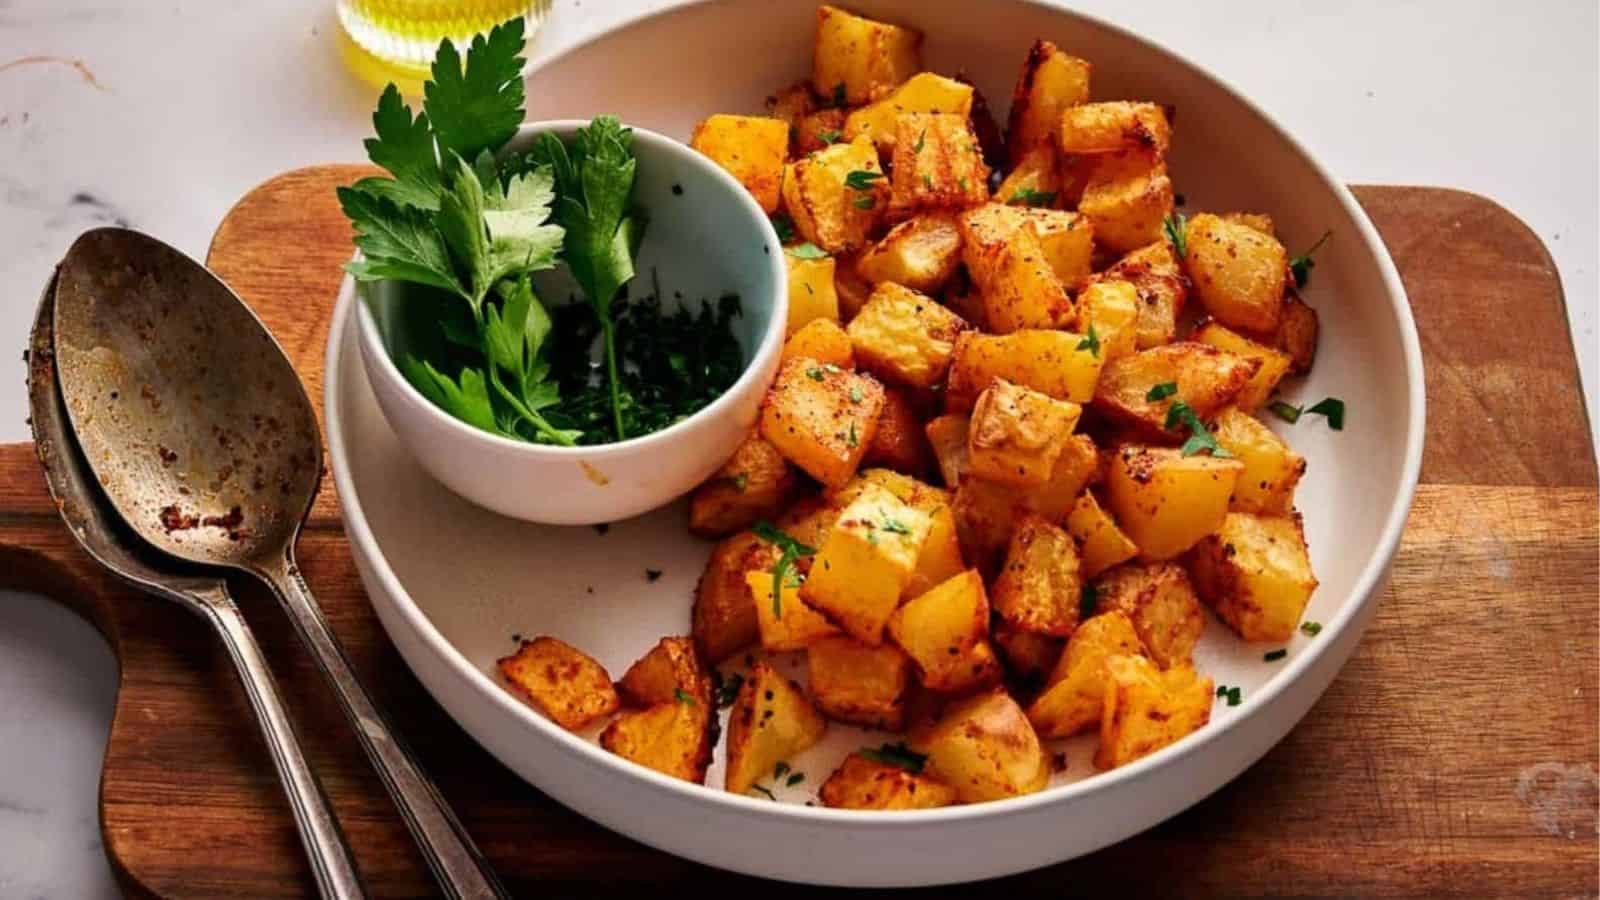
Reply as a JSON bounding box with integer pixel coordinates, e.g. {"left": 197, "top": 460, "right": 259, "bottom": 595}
{"left": 806, "top": 366, "right": 827, "bottom": 381}
{"left": 1300, "top": 621, "right": 1323, "bottom": 636}
{"left": 1216, "top": 685, "right": 1242, "bottom": 706}
{"left": 880, "top": 517, "right": 912, "bottom": 535}
{"left": 847, "top": 421, "right": 859, "bottom": 448}
{"left": 751, "top": 520, "right": 816, "bottom": 616}
{"left": 1267, "top": 400, "right": 1303, "bottom": 423}
{"left": 1306, "top": 397, "right": 1345, "bottom": 430}
{"left": 1165, "top": 401, "right": 1231, "bottom": 458}
{"left": 674, "top": 688, "right": 695, "bottom": 705}
{"left": 1163, "top": 212, "right": 1188, "bottom": 258}
{"left": 858, "top": 742, "right": 927, "bottom": 773}
{"left": 849, "top": 385, "right": 864, "bottom": 403}
{"left": 921, "top": 174, "right": 934, "bottom": 190}
{"left": 1076, "top": 322, "right": 1101, "bottom": 358}
{"left": 913, "top": 129, "right": 926, "bottom": 154}
{"left": 1263, "top": 649, "right": 1288, "bottom": 662}
{"left": 731, "top": 472, "right": 749, "bottom": 492}
{"left": 816, "top": 128, "right": 842, "bottom": 145}
{"left": 852, "top": 195, "right": 876, "bottom": 210}
{"left": 958, "top": 176, "right": 970, "bottom": 192}
{"left": 786, "top": 772, "right": 805, "bottom": 787}
{"left": 1146, "top": 381, "right": 1179, "bottom": 401}
{"left": 774, "top": 761, "right": 791, "bottom": 780}
{"left": 1008, "top": 187, "right": 1057, "bottom": 207}
{"left": 1289, "top": 229, "right": 1332, "bottom": 288}
{"left": 716, "top": 672, "right": 744, "bottom": 707}
{"left": 787, "top": 241, "right": 828, "bottom": 260}
{"left": 844, "top": 170, "right": 884, "bottom": 190}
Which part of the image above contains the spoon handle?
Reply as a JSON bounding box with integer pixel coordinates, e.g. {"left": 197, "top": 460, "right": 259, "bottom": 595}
{"left": 260, "top": 559, "right": 509, "bottom": 900}
{"left": 199, "top": 584, "right": 366, "bottom": 899}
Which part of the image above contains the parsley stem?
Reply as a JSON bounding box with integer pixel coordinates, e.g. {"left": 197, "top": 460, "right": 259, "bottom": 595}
{"left": 602, "top": 319, "right": 627, "bottom": 441}
{"left": 487, "top": 363, "right": 576, "bottom": 446}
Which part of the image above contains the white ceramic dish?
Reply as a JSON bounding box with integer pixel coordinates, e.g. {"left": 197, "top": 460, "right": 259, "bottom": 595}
{"left": 356, "top": 121, "right": 787, "bottom": 525}
{"left": 325, "top": 0, "right": 1425, "bottom": 886}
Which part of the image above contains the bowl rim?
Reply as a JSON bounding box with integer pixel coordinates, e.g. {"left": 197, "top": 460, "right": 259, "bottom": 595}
{"left": 354, "top": 118, "right": 789, "bottom": 459}
{"left": 326, "top": 0, "right": 1426, "bottom": 825}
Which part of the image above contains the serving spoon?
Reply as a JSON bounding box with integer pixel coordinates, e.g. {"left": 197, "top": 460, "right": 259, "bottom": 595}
{"left": 49, "top": 228, "right": 507, "bottom": 900}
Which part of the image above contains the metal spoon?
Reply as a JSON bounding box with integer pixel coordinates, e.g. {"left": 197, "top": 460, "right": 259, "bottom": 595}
{"left": 49, "top": 228, "right": 507, "bottom": 900}
{"left": 26, "top": 276, "right": 364, "bottom": 899}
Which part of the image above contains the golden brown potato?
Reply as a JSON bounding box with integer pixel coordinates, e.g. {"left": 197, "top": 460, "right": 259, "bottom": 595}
{"left": 1191, "top": 321, "right": 1292, "bottom": 413}
{"left": 833, "top": 250, "right": 875, "bottom": 321}
{"left": 1276, "top": 294, "right": 1320, "bottom": 373}
{"left": 949, "top": 435, "right": 1097, "bottom": 565}
{"left": 967, "top": 379, "right": 1082, "bottom": 488}
{"left": 802, "top": 482, "right": 934, "bottom": 644}
{"left": 1095, "top": 655, "right": 1213, "bottom": 770}
{"left": 842, "top": 72, "right": 975, "bottom": 155}
{"left": 1222, "top": 211, "right": 1276, "bottom": 236}
{"left": 945, "top": 329, "right": 1104, "bottom": 410}
{"left": 924, "top": 413, "right": 970, "bottom": 487}
{"left": 828, "top": 469, "right": 965, "bottom": 597}
{"left": 497, "top": 637, "right": 620, "bottom": 731}
{"left": 856, "top": 213, "right": 964, "bottom": 293}
{"left": 768, "top": 81, "right": 816, "bottom": 138}
{"left": 776, "top": 494, "right": 843, "bottom": 552}
{"left": 995, "top": 145, "right": 1062, "bottom": 209}
{"left": 615, "top": 636, "right": 712, "bottom": 709}
{"left": 1006, "top": 39, "right": 1092, "bottom": 166}
{"left": 959, "top": 204, "right": 1074, "bottom": 333}
{"left": 1186, "top": 511, "right": 1318, "bottom": 642}
{"left": 939, "top": 270, "right": 988, "bottom": 331}
{"left": 807, "top": 635, "right": 913, "bottom": 729}
{"left": 794, "top": 107, "right": 848, "bottom": 156}
{"left": 1184, "top": 212, "right": 1290, "bottom": 334}
{"left": 1078, "top": 151, "right": 1175, "bottom": 255}
{"left": 1010, "top": 207, "right": 1095, "bottom": 291}
{"left": 693, "top": 531, "right": 767, "bottom": 664}
{"left": 725, "top": 662, "right": 828, "bottom": 795}
{"left": 782, "top": 317, "right": 857, "bottom": 369}
{"left": 1075, "top": 279, "right": 1141, "bottom": 362}
{"left": 1025, "top": 610, "right": 1144, "bottom": 739}
{"left": 887, "top": 113, "right": 990, "bottom": 220}
{"left": 1091, "top": 342, "right": 1259, "bottom": 439}
{"left": 749, "top": 570, "right": 842, "bottom": 651}
{"left": 784, "top": 248, "right": 840, "bottom": 336}
{"left": 781, "top": 135, "right": 886, "bottom": 254}
{"left": 1058, "top": 102, "right": 1171, "bottom": 156}
{"left": 1105, "top": 445, "right": 1243, "bottom": 561}
{"left": 991, "top": 513, "right": 1083, "bottom": 636}
{"left": 991, "top": 622, "right": 1064, "bottom": 682}
{"left": 600, "top": 698, "right": 714, "bottom": 783}
{"left": 689, "top": 114, "right": 789, "bottom": 213}
{"left": 812, "top": 4, "right": 922, "bottom": 106}
{"left": 1094, "top": 240, "right": 1189, "bottom": 349}
{"left": 887, "top": 569, "right": 1003, "bottom": 693}
{"left": 759, "top": 356, "right": 885, "bottom": 488}
{"left": 864, "top": 385, "right": 937, "bottom": 477}
{"left": 1094, "top": 562, "right": 1205, "bottom": 669}
{"left": 819, "top": 752, "right": 958, "bottom": 810}
{"left": 1066, "top": 491, "right": 1139, "bottom": 578}
{"left": 689, "top": 435, "right": 802, "bottom": 539}
{"left": 847, "top": 282, "right": 970, "bottom": 388}
{"left": 1211, "top": 407, "right": 1305, "bottom": 515}
{"left": 910, "top": 690, "right": 1050, "bottom": 802}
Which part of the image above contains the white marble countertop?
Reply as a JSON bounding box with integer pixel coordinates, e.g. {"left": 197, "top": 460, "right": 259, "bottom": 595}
{"left": 1, "top": 1, "right": 1595, "bottom": 895}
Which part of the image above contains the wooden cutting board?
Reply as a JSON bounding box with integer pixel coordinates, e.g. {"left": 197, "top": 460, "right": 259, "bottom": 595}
{"left": 1, "top": 170, "right": 1595, "bottom": 898}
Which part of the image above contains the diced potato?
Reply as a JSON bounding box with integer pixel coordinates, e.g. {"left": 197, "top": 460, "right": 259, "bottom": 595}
{"left": 784, "top": 249, "right": 840, "bottom": 335}
{"left": 600, "top": 699, "right": 714, "bottom": 783}
{"left": 813, "top": 4, "right": 922, "bottom": 106}
{"left": 950, "top": 434, "right": 1096, "bottom": 565}
{"left": 1192, "top": 321, "right": 1292, "bottom": 412}
{"left": 1105, "top": 445, "right": 1243, "bottom": 561}
{"left": 1076, "top": 280, "right": 1141, "bottom": 362}
{"left": 945, "top": 329, "right": 1104, "bottom": 409}
{"left": 842, "top": 72, "right": 974, "bottom": 154}
{"left": 807, "top": 635, "right": 913, "bottom": 729}
{"left": 1211, "top": 407, "right": 1305, "bottom": 514}
{"left": 1005, "top": 39, "right": 1091, "bottom": 165}
{"left": 1091, "top": 342, "right": 1259, "bottom": 438}
{"left": 776, "top": 494, "right": 842, "bottom": 551}
{"left": 1096, "top": 241, "right": 1189, "bottom": 349}
{"left": 959, "top": 204, "right": 1074, "bottom": 333}
{"left": 725, "top": 662, "right": 828, "bottom": 795}
{"left": 910, "top": 690, "right": 1049, "bottom": 802}
{"left": 689, "top": 114, "right": 789, "bottom": 213}
{"left": 1079, "top": 151, "right": 1174, "bottom": 255}
{"left": 768, "top": 81, "right": 816, "bottom": 137}
{"left": 1184, "top": 212, "right": 1290, "bottom": 333}
{"left": 847, "top": 282, "right": 969, "bottom": 388}
{"left": 1276, "top": 294, "right": 1320, "bottom": 373}
{"left": 819, "top": 753, "right": 959, "bottom": 810}
{"left": 1066, "top": 491, "right": 1139, "bottom": 578}
{"left": 992, "top": 622, "right": 1064, "bottom": 682}
{"left": 801, "top": 482, "right": 933, "bottom": 644}
{"left": 1029, "top": 433, "right": 1100, "bottom": 519}
{"left": 1026, "top": 611, "right": 1144, "bottom": 738}
{"left": 991, "top": 513, "right": 1083, "bottom": 636}
{"left": 1222, "top": 211, "right": 1275, "bottom": 236}
{"left": 1094, "top": 562, "right": 1204, "bottom": 669}
{"left": 794, "top": 108, "right": 848, "bottom": 156}
{"left": 1011, "top": 207, "right": 1094, "bottom": 291}
{"left": 749, "top": 569, "right": 842, "bottom": 651}
{"left": 829, "top": 468, "right": 966, "bottom": 596}
{"left": 1186, "top": 512, "right": 1318, "bottom": 642}
{"left": 834, "top": 250, "right": 875, "bottom": 320}
{"left": 1095, "top": 655, "right": 1213, "bottom": 770}
{"left": 783, "top": 318, "right": 857, "bottom": 369}
{"left": 616, "top": 636, "right": 713, "bottom": 709}
{"left": 887, "top": 569, "right": 1003, "bottom": 693}
{"left": 689, "top": 435, "right": 801, "bottom": 539}
{"left": 994, "top": 145, "right": 1062, "bottom": 209}
{"left": 856, "top": 213, "right": 964, "bottom": 293}
{"left": 693, "top": 531, "right": 767, "bottom": 663}
{"left": 967, "top": 379, "right": 1082, "bottom": 488}
{"left": 759, "top": 357, "right": 884, "bottom": 488}
{"left": 924, "top": 413, "right": 970, "bottom": 488}
{"left": 887, "top": 113, "right": 990, "bottom": 220}
{"left": 496, "top": 637, "right": 620, "bottom": 731}
{"left": 1058, "top": 102, "right": 1171, "bottom": 156}
{"left": 939, "top": 270, "right": 988, "bottom": 330}
{"left": 864, "top": 385, "right": 936, "bottom": 476}
{"left": 781, "top": 135, "right": 886, "bottom": 253}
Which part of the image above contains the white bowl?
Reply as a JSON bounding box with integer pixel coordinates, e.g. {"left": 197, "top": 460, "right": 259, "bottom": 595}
{"left": 355, "top": 120, "right": 787, "bottom": 525}
{"left": 326, "top": 0, "right": 1425, "bottom": 887}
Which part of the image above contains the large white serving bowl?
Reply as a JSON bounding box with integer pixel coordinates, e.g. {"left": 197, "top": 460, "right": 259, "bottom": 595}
{"left": 325, "top": 0, "right": 1425, "bottom": 887}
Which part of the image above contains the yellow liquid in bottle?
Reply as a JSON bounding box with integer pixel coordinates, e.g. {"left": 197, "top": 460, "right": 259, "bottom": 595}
{"left": 336, "top": 0, "right": 551, "bottom": 96}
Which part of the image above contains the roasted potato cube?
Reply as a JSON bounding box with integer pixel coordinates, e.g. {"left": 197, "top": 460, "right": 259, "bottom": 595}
{"left": 1184, "top": 212, "right": 1290, "bottom": 333}
{"left": 856, "top": 213, "right": 964, "bottom": 293}
{"left": 617, "top": 636, "right": 712, "bottom": 708}
{"left": 689, "top": 114, "right": 788, "bottom": 213}
{"left": 1066, "top": 491, "right": 1139, "bottom": 578}
{"left": 1058, "top": 102, "right": 1171, "bottom": 156}
{"left": 865, "top": 386, "right": 936, "bottom": 476}
{"left": 1222, "top": 211, "right": 1276, "bottom": 236}
{"left": 945, "top": 329, "right": 1104, "bottom": 410}
{"left": 1006, "top": 39, "right": 1092, "bottom": 165}
{"left": 776, "top": 494, "right": 843, "bottom": 550}
{"left": 887, "top": 113, "right": 990, "bottom": 220}
{"left": 992, "top": 622, "right": 1064, "bottom": 682}
{"left": 784, "top": 248, "right": 840, "bottom": 335}
{"left": 1076, "top": 279, "right": 1141, "bottom": 362}
{"left": 834, "top": 250, "right": 875, "bottom": 320}
{"left": 830, "top": 468, "right": 965, "bottom": 596}
{"left": 749, "top": 570, "right": 842, "bottom": 651}
{"left": 768, "top": 81, "right": 816, "bottom": 136}
{"left": 760, "top": 357, "right": 884, "bottom": 488}
{"left": 967, "top": 379, "right": 1082, "bottom": 487}
{"left": 783, "top": 317, "right": 857, "bottom": 369}
{"left": 1212, "top": 406, "right": 1305, "bottom": 514}
{"left": 887, "top": 569, "right": 1003, "bottom": 693}
{"left": 807, "top": 635, "right": 913, "bottom": 729}
{"left": 1097, "top": 240, "right": 1189, "bottom": 349}
{"left": 1276, "top": 294, "right": 1320, "bottom": 373}
{"left": 813, "top": 5, "right": 923, "bottom": 106}
{"left": 1091, "top": 342, "right": 1259, "bottom": 438}
{"left": 819, "top": 752, "right": 958, "bottom": 810}
{"left": 924, "top": 413, "right": 970, "bottom": 487}
{"left": 497, "top": 637, "right": 620, "bottom": 731}
{"left": 725, "top": 662, "right": 828, "bottom": 795}
{"left": 1079, "top": 152, "right": 1175, "bottom": 255}
{"left": 995, "top": 145, "right": 1063, "bottom": 209}
{"left": 801, "top": 482, "right": 933, "bottom": 644}
{"left": 959, "top": 204, "right": 1074, "bottom": 333}
{"left": 1095, "top": 655, "right": 1213, "bottom": 770}
{"left": 1192, "top": 321, "right": 1291, "bottom": 412}
{"left": 689, "top": 435, "right": 801, "bottom": 539}
{"left": 1094, "top": 562, "right": 1204, "bottom": 669}
{"left": 950, "top": 434, "right": 1096, "bottom": 565}
{"left": 910, "top": 690, "right": 1049, "bottom": 802}
{"left": 940, "top": 269, "right": 988, "bottom": 330}
{"left": 842, "top": 72, "right": 974, "bottom": 154}
{"left": 1025, "top": 610, "right": 1143, "bottom": 738}
{"left": 1012, "top": 207, "right": 1094, "bottom": 291}
{"left": 600, "top": 699, "right": 714, "bottom": 783}
{"left": 1186, "top": 512, "right": 1318, "bottom": 642}
{"left": 847, "top": 282, "right": 969, "bottom": 388}
{"left": 781, "top": 135, "right": 886, "bottom": 254}
{"left": 693, "top": 532, "right": 767, "bottom": 663}
{"left": 1106, "top": 445, "right": 1243, "bottom": 561}
{"left": 992, "top": 513, "right": 1083, "bottom": 636}
{"left": 794, "top": 108, "right": 848, "bottom": 156}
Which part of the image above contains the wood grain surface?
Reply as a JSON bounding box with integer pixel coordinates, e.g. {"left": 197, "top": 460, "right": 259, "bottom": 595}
{"left": 0, "top": 169, "right": 1594, "bottom": 898}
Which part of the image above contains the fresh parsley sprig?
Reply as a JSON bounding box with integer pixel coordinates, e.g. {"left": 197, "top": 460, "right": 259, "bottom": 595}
{"left": 752, "top": 520, "right": 817, "bottom": 616}
{"left": 1268, "top": 396, "right": 1345, "bottom": 431}
{"left": 1076, "top": 323, "right": 1101, "bottom": 358}
{"left": 1289, "top": 230, "right": 1332, "bottom": 288}
{"left": 1165, "top": 401, "right": 1231, "bottom": 458}
{"left": 1162, "top": 212, "right": 1188, "bottom": 258}
{"left": 1008, "top": 187, "right": 1057, "bottom": 207}
{"left": 859, "top": 742, "right": 928, "bottom": 773}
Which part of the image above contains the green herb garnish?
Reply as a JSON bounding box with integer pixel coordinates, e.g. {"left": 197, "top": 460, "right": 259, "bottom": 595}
{"left": 913, "top": 128, "right": 926, "bottom": 153}
{"left": 1216, "top": 685, "right": 1242, "bottom": 706}
{"left": 716, "top": 672, "right": 744, "bottom": 707}
{"left": 1076, "top": 322, "right": 1101, "bottom": 358}
{"left": 880, "top": 517, "right": 912, "bottom": 535}
{"left": 806, "top": 366, "right": 827, "bottom": 381}
{"left": 787, "top": 242, "right": 828, "bottom": 260}
{"left": 774, "top": 761, "right": 791, "bottom": 780}
{"left": 1306, "top": 397, "right": 1345, "bottom": 430}
{"left": 844, "top": 170, "right": 884, "bottom": 190}
{"left": 1146, "top": 381, "right": 1178, "bottom": 402}
{"left": 752, "top": 520, "right": 816, "bottom": 616}
{"left": 847, "top": 421, "right": 859, "bottom": 448}
{"left": 921, "top": 174, "right": 933, "bottom": 190}
{"left": 1163, "top": 212, "right": 1188, "bottom": 258}
{"left": 786, "top": 772, "right": 805, "bottom": 787}
{"left": 1165, "top": 401, "right": 1231, "bottom": 458}
{"left": 674, "top": 688, "right": 696, "bottom": 705}
{"left": 1289, "top": 230, "right": 1331, "bottom": 288}
{"left": 852, "top": 195, "right": 876, "bottom": 210}
{"left": 731, "top": 472, "right": 750, "bottom": 492}
{"left": 1300, "top": 621, "right": 1323, "bottom": 636}
{"left": 1267, "top": 400, "right": 1303, "bottom": 423}
{"left": 859, "top": 742, "right": 927, "bottom": 773}
{"left": 1008, "top": 187, "right": 1057, "bottom": 207}
{"left": 750, "top": 784, "right": 777, "bottom": 800}
{"left": 1263, "top": 649, "right": 1287, "bottom": 662}
{"left": 817, "top": 129, "right": 843, "bottom": 145}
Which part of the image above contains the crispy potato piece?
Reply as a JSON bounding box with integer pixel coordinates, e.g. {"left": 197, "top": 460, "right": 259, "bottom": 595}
{"left": 1066, "top": 491, "right": 1139, "bottom": 578}
{"left": 802, "top": 482, "right": 933, "bottom": 644}
{"left": 1186, "top": 512, "right": 1318, "bottom": 642}
{"left": 749, "top": 570, "right": 842, "bottom": 651}
{"left": 1212, "top": 407, "right": 1305, "bottom": 514}
{"left": 725, "top": 662, "right": 828, "bottom": 795}
{"left": 1106, "top": 445, "right": 1243, "bottom": 561}
{"left": 856, "top": 213, "right": 964, "bottom": 293}
{"left": 1192, "top": 321, "right": 1292, "bottom": 412}
{"left": 1079, "top": 151, "right": 1175, "bottom": 255}
{"left": 794, "top": 108, "right": 848, "bottom": 156}
{"left": 1094, "top": 562, "right": 1205, "bottom": 669}
{"left": 967, "top": 379, "right": 1082, "bottom": 488}
{"left": 807, "top": 635, "right": 913, "bottom": 729}
{"left": 842, "top": 72, "right": 974, "bottom": 155}
{"left": 1006, "top": 39, "right": 1091, "bottom": 166}
{"left": 945, "top": 329, "right": 1104, "bottom": 410}
{"left": 992, "top": 622, "right": 1064, "bottom": 683}
{"left": 776, "top": 494, "right": 842, "bottom": 551}
{"left": 995, "top": 145, "right": 1063, "bottom": 209}
{"left": 910, "top": 690, "right": 1049, "bottom": 802}
{"left": 1011, "top": 207, "right": 1094, "bottom": 291}
{"left": 1095, "top": 655, "right": 1213, "bottom": 770}
{"left": 833, "top": 250, "right": 875, "bottom": 320}
{"left": 600, "top": 699, "right": 714, "bottom": 782}
{"left": 1076, "top": 280, "right": 1141, "bottom": 362}
{"left": 847, "top": 282, "right": 970, "bottom": 388}
{"left": 1184, "top": 212, "right": 1290, "bottom": 333}
{"left": 781, "top": 136, "right": 886, "bottom": 254}
{"left": 939, "top": 269, "right": 988, "bottom": 331}
{"left": 768, "top": 81, "right": 816, "bottom": 137}
{"left": 693, "top": 532, "right": 767, "bottom": 663}
{"left": 1058, "top": 102, "right": 1171, "bottom": 156}
{"left": 784, "top": 249, "right": 840, "bottom": 335}
{"left": 1091, "top": 342, "right": 1259, "bottom": 438}
{"left": 819, "top": 753, "right": 958, "bottom": 809}
{"left": 689, "top": 435, "right": 801, "bottom": 539}
{"left": 865, "top": 386, "right": 936, "bottom": 476}
{"left": 888, "top": 569, "right": 1003, "bottom": 693}
{"left": 959, "top": 204, "right": 1074, "bottom": 333}
{"left": 813, "top": 5, "right": 923, "bottom": 106}
{"left": 497, "top": 637, "right": 620, "bottom": 731}
{"left": 616, "top": 636, "right": 711, "bottom": 708}
{"left": 760, "top": 357, "right": 884, "bottom": 488}
{"left": 949, "top": 434, "right": 1097, "bottom": 565}
{"left": 829, "top": 468, "right": 965, "bottom": 596}
{"left": 783, "top": 317, "right": 857, "bottom": 369}
{"left": 887, "top": 113, "right": 990, "bottom": 220}
{"left": 1025, "top": 610, "right": 1143, "bottom": 738}
{"left": 924, "top": 413, "right": 970, "bottom": 487}
{"left": 1095, "top": 241, "right": 1190, "bottom": 349}
{"left": 992, "top": 513, "right": 1083, "bottom": 636}
{"left": 1222, "top": 211, "right": 1276, "bottom": 236}
{"left": 1276, "top": 294, "right": 1320, "bottom": 373}
{"left": 690, "top": 114, "right": 789, "bottom": 213}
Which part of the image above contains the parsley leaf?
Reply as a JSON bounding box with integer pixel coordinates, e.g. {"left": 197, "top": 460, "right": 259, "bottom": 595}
{"left": 1163, "top": 212, "right": 1188, "bottom": 258}
{"left": 787, "top": 242, "right": 828, "bottom": 260}
{"left": 1165, "top": 401, "right": 1231, "bottom": 458}
{"left": 852, "top": 195, "right": 875, "bottom": 209}
{"left": 423, "top": 17, "right": 526, "bottom": 163}
{"left": 1146, "top": 381, "right": 1178, "bottom": 402}
{"left": 1077, "top": 322, "right": 1101, "bottom": 358}
{"left": 1263, "top": 649, "right": 1287, "bottom": 662}
{"left": 1289, "top": 229, "right": 1332, "bottom": 288}
{"left": 338, "top": 187, "right": 465, "bottom": 299}
{"left": 1267, "top": 400, "right": 1303, "bottom": 423}
{"left": 817, "top": 129, "right": 842, "bottom": 145}
{"left": 1306, "top": 397, "right": 1346, "bottom": 430}
{"left": 752, "top": 521, "right": 816, "bottom": 617}
{"left": 1008, "top": 187, "right": 1057, "bottom": 207}
{"left": 858, "top": 743, "right": 927, "bottom": 773}
{"left": 398, "top": 356, "right": 498, "bottom": 433}
{"left": 844, "top": 170, "right": 884, "bottom": 190}
{"left": 913, "top": 128, "right": 926, "bottom": 154}
{"left": 674, "top": 688, "right": 696, "bottom": 705}
{"left": 354, "top": 85, "right": 442, "bottom": 210}
{"left": 1300, "top": 621, "right": 1323, "bottom": 636}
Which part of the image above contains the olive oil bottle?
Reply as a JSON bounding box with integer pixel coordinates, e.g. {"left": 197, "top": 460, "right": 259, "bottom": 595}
{"left": 336, "top": 0, "right": 551, "bottom": 95}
